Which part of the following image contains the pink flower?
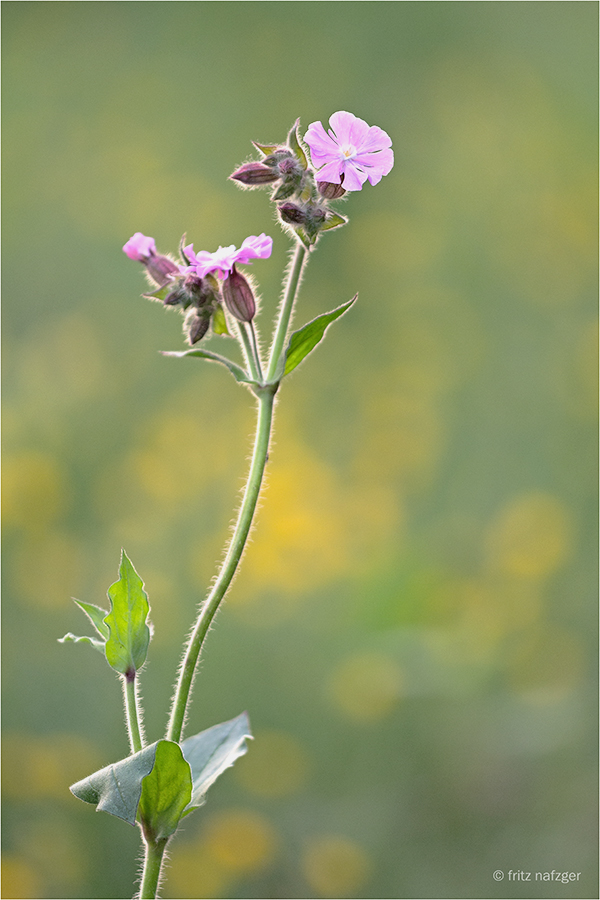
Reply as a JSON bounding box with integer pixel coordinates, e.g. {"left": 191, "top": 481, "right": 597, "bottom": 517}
{"left": 183, "top": 233, "right": 273, "bottom": 279}
{"left": 304, "top": 111, "right": 394, "bottom": 191}
{"left": 123, "top": 232, "right": 156, "bottom": 261}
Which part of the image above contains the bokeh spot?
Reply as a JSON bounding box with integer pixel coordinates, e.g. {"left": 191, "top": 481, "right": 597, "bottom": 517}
{"left": 327, "top": 651, "right": 403, "bottom": 721}
{"left": 235, "top": 730, "right": 310, "bottom": 798}
{"left": 485, "top": 492, "right": 573, "bottom": 580}
{"left": 303, "top": 835, "right": 371, "bottom": 897}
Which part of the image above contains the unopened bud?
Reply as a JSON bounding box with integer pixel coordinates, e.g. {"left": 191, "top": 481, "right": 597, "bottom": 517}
{"left": 278, "top": 202, "right": 307, "bottom": 225}
{"left": 318, "top": 181, "right": 346, "bottom": 200}
{"left": 187, "top": 313, "right": 210, "bottom": 345}
{"left": 222, "top": 265, "right": 256, "bottom": 322}
{"left": 146, "top": 254, "right": 179, "bottom": 287}
{"left": 230, "top": 162, "right": 280, "bottom": 186}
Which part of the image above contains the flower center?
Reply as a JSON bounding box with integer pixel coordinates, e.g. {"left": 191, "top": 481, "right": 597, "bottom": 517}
{"left": 340, "top": 142, "right": 357, "bottom": 159}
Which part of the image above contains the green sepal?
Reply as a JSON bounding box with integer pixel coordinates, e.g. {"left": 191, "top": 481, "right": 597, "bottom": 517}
{"left": 73, "top": 599, "right": 110, "bottom": 640}
{"left": 58, "top": 632, "right": 105, "bottom": 654}
{"left": 211, "top": 304, "right": 230, "bottom": 336}
{"left": 288, "top": 119, "right": 308, "bottom": 169}
{"left": 272, "top": 180, "right": 298, "bottom": 202}
{"left": 103, "top": 551, "right": 151, "bottom": 677}
{"left": 180, "top": 712, "right": 252, "bottom": 814}
{"left": 294, "top": 227, "right": 313, "bottom": 250}
{"left": 283, "top": 295, "right": 357, "bottom": 377}
{"left": 162, "top": 348, "right": 257, "bottom": 386}
{"left": 252, "top": 140, "right": 280, "bottom": 155}
{"left": 137, "top": 741, "right": 193, "bottom": 841}
{"left": 142, "top": 283, "right": 173, "bottom": 302}
{"left": 179, "top": 233, "right": 190, "bottom": 266}
{"left": 321, "top": 213, "right": 348, "bottom": 232}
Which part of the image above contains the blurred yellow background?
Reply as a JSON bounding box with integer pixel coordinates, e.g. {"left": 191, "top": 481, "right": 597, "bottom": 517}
{"left": 2, "top": 3, "right": 597, "bottom": 899}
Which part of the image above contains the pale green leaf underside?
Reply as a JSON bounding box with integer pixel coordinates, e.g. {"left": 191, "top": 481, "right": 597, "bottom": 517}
{"left": 70, "top": 713, "right": 251, "bottom": 831}
{"left": 283, "top": 295, "right": 357, "bottom": 377}
{"left": 181, "top": 711, "right": 252, "bottom": 812}
{"left": 70, "top": 741, "right": 160, "bottom": 825}
{"left": 162, "top": 349, "right": 255, "bottom": 385}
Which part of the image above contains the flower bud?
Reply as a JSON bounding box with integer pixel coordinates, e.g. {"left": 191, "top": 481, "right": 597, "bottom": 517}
{"left": 146, "top": 254, "right": 179, "bottom": 287}
{"left": 278, "top": 202, "right": 307, "bottom": 225}
{"left": 317, "top": 181, "right": 346, "bottom": 200}
{"left": 186, "top": 313, "right": 210, "bottom": 345}
{"left": 222, "top": 265, "right": 256, "bottom": 322}
{"left": 230, "top": 162, "right": 280, "bottom": 186}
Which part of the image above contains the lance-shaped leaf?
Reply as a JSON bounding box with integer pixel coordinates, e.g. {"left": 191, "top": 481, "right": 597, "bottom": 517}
{"left": 137, "top": 741, "right": 193, "bottom": 841}
{"left": 321, "top": 213, "right": 348, "bottom": 232}
{"left": 180, "top": 712, "right": 252, "bottom": 814}
{"left": 283, "top": 295, "right": 357, "bottom": 377}
{"left": 162, "top": 348, "right": 256, "bottom": 385}
{"left": 74, "top": 599, "right": 110, "bottom": 640}
{"left": 58, "top": 632, "right": 105, "bottom": 654}
{"left": 288, "top": 118, "right": 308, "bottom": 169}
{"left": 70, "top": 741, "right": 161, "bottom": 825}
{"left": 142, "top": 282, "right": 174, "bottom": 303}
{"left": 252, "top": 140, "right": 280, "bottom": 155}
{"left": 59, "top": 598, "right": 110, "bottom": 655}
{"left": 103, "top": 551, "right": 151, "bottom": 677}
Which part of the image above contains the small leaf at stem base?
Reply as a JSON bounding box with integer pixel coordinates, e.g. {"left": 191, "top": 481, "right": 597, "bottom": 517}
{"left": 104, "top": 550, "right": 151, "bottom": 677}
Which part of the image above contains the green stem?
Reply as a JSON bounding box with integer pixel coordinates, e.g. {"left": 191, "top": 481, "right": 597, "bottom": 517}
{"left": 237, "top": 321, "right": 262, "bottom": 383}
{"left": 139, "top": 837, "right": 168, "bottom": 900}
{"left": 166, "top": 238, "right": 309, "bottom": 744}
{"left": 166, "top": 387, "right": 275, "bottom": 743}
{"left": 249, "top": 321, "right": 264, "bottom": 382}
{"left": 267, "top": 241, "right": 307, "bottom": 381}
{"left": 123, "top": 675, "right": 144, "bottom": 754}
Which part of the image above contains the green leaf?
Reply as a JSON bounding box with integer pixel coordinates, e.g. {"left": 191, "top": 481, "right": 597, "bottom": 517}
{"left": 137, "top": 741, "right": 193, "bottom": 840}
{"left": 142, "top": 283, "right": 173, "bottom": 302}
{"left": 162, "top": 348, "right": 256, "bottom": 385}
{"left": 288, "top": 118, "right": 308, "bottom": 169}
{"left": 294, "top": 227, "right": 313, "bottom": 249}
{"left": 73, "top": 599, "right": 110, "bottom": 640}
{"left": 211, "top": 304, "right": 230, "bottom": 336}
{"left": 321, "top": 213, "right": 348, "bottom": 232}
{"left": 180, "top": 712, "right": 252, "bottom": 813}
{"left": 283, "top": 295, "right": 357, "bottom": 377}
{"left": 58, "top": 632, "right": 105, "bottom": 654}
{"left": 272, "top": 180, "right": 297, "bottom": 202}
{"left": 70, "top": 741, "right": 160, "bottom": 825}
{"left": 252, "top": 140, "right": 280, "bottom": 155}
{"left": 179, "top": 233, "right": 190, "bottom": 265}
{"left": 103, "top": 551, "right": 151, "bottom": 677}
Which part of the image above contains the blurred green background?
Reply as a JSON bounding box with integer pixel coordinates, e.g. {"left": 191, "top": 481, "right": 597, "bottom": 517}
{"left": 2, "top": 3, "right": 598, "bottom": 899}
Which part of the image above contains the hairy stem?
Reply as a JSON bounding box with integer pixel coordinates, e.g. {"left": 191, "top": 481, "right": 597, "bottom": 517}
{"left": 123, "top": 675, "right": 144, "bottom": 754}
{"left": 166, "top": 386, "right": 275, "bottom": 743}
{"left": 237, "top": 321, "right": 262, "bottom": 382}
{"left": 166, "top": 242, "right": 309, "bottom": 744}
{"left": 267, "top": 241, "right": 307, "bottom": 381}
{"left": 139, "top": 837, "right": 168, "bottom": 900}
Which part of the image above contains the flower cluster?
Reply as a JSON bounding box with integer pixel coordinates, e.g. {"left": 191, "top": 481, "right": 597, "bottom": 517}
{"left": 229, "top": 111, "right": 393, "bottom": 248}
{"left": 124, "top": 112, "right": 392, "bottom": 344}
{"left": 122, "top": 232, "right": 272, "bottom": 344}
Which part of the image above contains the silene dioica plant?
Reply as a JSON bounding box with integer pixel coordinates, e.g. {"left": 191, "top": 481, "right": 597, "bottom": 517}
{"left": 60, "top": 111, "right": 393, "bottom": 899}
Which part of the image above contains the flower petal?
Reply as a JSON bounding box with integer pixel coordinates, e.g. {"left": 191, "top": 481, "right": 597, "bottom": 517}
{"left": 340, "top": 163, "right": 368, "bottom": 191}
